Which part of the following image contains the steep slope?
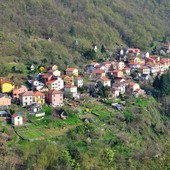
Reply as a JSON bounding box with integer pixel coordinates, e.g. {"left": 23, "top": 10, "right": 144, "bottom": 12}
{"left": 0, "top": 0, "right": 170, "bottom": 67}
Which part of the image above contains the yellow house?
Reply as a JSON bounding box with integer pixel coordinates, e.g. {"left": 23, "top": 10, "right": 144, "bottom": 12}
{"left": 34, "top": 91, "right": 45, "bottom": 105}
{"left": 66, "top": 68, "right": 78, "bottom": 77}
{"left": 62, "top": 75, "right": 74, "bottom": 85}
{"left": 0, "top": 80, "right": 15, "bottom": 93}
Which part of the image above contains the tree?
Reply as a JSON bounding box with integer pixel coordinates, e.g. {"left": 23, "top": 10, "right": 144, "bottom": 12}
{"left": 83, "top": 49, "right": 96, "bottom": 60}
{"left": 69, "top": 25, "right": 76, "bottom": 36}
{"left": 101, "top": 45, "right": 106, "bottom": 53}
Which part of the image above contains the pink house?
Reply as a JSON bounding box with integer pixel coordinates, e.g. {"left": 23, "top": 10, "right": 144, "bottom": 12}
{"left": 45, "top": 90, "right": 63, "bottom": 107}
{"left": 0, "top": 93, "right": 11, "bottom": 107}
{"left": 13, "top": 85, "right": 28, "bottom": 99}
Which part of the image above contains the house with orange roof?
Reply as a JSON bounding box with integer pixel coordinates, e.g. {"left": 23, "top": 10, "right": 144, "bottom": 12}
{"left": 19, "top": 91, "right": 35, "bottom": 106}
{"left": 34, "top": 91, "right": 45, "bottom": 105}
{"left": 160, "top": 58, "right": 170, "bottom": 70}
{"left": 97, "top": 77, "right": 111, "bottom": 87}
{"left": 45, "top": 90, "right": 63, "bottom": 107}
{"left": 13, "top": 85, "right": 27, "bottom": 99}
{"left": 93, "top": 70, "right": 106, "bottom": 78}
{"left": 127, "top": 48, "right": 140, "bottom": 55}
{"left": 46, "top": 77, "right": 64, "bottom": 91}
{"left": 62, "top": 75, "right": 74, "bottom": 85}
{"left": 66, "top": 68, "right": 78, "bottom": 76}
{"left": 128, "top": 62, "right": 141, "bottom": 69}
{"left": 112, "top": 70, "right": 124, "bottom": 78}
{"left": 150, "top": 55, "right": 160, "bottom": 62}
{"left": 64, "top": 85, "right": 77, "bottom": 98}
{"left": 74, "top": 76, "right": 83, "bottom": 87}
{"left": 87, "top": 62, "right": 100, "bottom": 72}
{"left": 147, "top": 62, "right": 159, "bottom": 76}
{"left": 137, "top": 66, "right": 150, "bottom": 75}
{"left": 11, "top": 113, "right": 23, "bottom": 126}
{"left": 122, "top": 67, "right": 131, "bottom": 76}
{"left": 0, "top": 79, "right": 14, "bottom": 93}
{"left": 94, "top": 64, "right": 106, "bottom": 71}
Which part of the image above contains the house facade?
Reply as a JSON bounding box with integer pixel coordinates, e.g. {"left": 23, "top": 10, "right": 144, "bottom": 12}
{"left": 46, "top": 77, "right": 64, "bottom": 90}
{"left": 34, "top": 91, "right": 45, "bottom": 105}
{"left": 66, "top": 68, "right": 78, "bottom": 76}
{"left": 112, "top": 70, "right": 124, "bottom": 78}
{"left": 0, "top": 93, "right": 11, "bottom": 107}
{"left": 62, "top": 75, "right": 74, "bottom": 85}
{"left": 93, "top": 70, "right": 106, "bottom": 78}
{"left": 45, "top": 90, "right": 63, "bottom": 107}
{"left": 74, "top": 77, "right": 83, "bottom": 87}
{"left": 0, "top": 80, "right": 14, "bottom": 93}
{"left": 13, "top": 85, "right": 28, "bottom": 99}
{"left": 64, "top": 85, "right": 78, "bottom": 98}
{"left": 19, "top": 91, "right": 35, "bottom": 106}
{"left": 11, "top": 113, "right": 23, "bottom": 126}
{"left": 98, "top": 77, "right": 111, "bottom": 87}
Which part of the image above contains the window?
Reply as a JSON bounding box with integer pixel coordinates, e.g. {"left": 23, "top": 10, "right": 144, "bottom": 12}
{"left": 17, "top": 117, "right": 20, "bottom": 119}
{"left": 25, "top": 97, "right": 27, "bottom": 100}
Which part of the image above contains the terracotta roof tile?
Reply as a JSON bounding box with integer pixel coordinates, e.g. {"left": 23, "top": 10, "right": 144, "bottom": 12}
{"left": 66, "top": 68, "right": 77, "bottom": 72}
{"left": 34, "top": 91, "right": 44, "bottom": 96}
{"left": 93, "top": 70, "right": 105, "bottom": 74}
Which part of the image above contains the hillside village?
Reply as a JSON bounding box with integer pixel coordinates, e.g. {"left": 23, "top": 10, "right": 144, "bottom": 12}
{"left": 0, "top": 43, "right": 170, "bottom": 128}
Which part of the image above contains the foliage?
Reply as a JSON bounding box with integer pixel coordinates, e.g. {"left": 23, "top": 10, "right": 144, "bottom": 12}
{"left": 153, "top": 71, "right": 170, "bottom": 96}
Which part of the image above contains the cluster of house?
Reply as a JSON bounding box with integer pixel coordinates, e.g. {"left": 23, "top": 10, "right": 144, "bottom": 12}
{"left": 0, "top": 65, "right": 84, "bottom": 109}
{"left": 86, "top": 47, "right": 170, "bottom": 97}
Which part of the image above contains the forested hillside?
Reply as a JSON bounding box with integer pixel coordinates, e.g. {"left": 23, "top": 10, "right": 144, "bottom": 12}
{"left": 0, "top": 0, "right": 170, "bottom": 68}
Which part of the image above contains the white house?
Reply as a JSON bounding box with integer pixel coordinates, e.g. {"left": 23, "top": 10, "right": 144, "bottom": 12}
{"left": 74, "top": 77, "right": 83, "bottom": 87}
{"left": 46, "top": 77, "right": 64, "bottom": 91}
{"left": 19, "top": 91, "right": 35, "bottom": 106}
{"left": 48, "top": 69, "right": 61, "bottom": 77}
{"left": 11, "top": 113, "right": 23, "bottom": 126}
{"left": 64, "top": 85, "right": 77, "bottom": 98}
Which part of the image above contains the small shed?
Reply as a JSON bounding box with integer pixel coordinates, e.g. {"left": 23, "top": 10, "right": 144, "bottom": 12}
{"left": 11, "top": 113, "right": 23, "bottom": 126}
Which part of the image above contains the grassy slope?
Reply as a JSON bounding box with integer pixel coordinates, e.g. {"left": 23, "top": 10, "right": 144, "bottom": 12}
{"left": 4, "top": 96, "right": 170, "bottom": 169}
